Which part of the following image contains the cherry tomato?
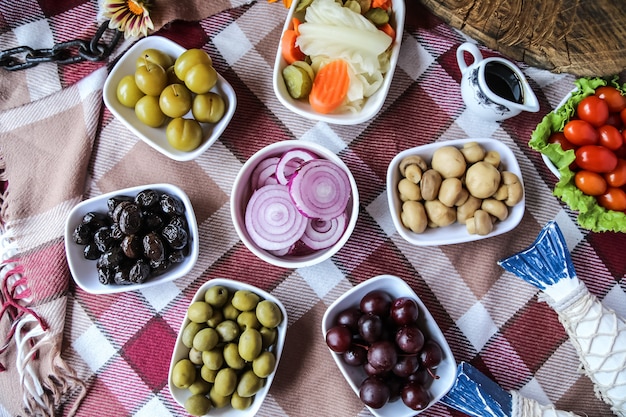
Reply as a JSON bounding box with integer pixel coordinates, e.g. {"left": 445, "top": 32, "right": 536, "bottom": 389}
{"left": 595, "top": 86, "right": 626, "bottom": 113}
{"left": 605, "top": 159, "right": 626, "bottom": 187}
{"left": 597, "top": 187, "right": 626, "bottom": 212}
{"left": 574, "top": 170, "right": 607, "bottom": 196}
{"left": 575, "top": 145, "right": 618, "bottom": 173}
{"left": 605, "top": 112, "right": 624, "bottom": 130}
{"left": 548, "top": 131, "right": 576, "bottom": 151}
{"left": 563, "top": 119, "right": 598, "bottom": 146}
{"left": 577, "top": 95, "right": 609, "bottom": 127}
{"left": 597, "top": 124, "right": 624, "bottom": 151}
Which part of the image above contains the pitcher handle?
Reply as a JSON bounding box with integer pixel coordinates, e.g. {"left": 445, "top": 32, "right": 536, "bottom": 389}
{"left": 456, "top": 42, "right": 483, "bottom": 73}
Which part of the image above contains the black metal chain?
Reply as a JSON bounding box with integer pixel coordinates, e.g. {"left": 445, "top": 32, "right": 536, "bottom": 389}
{"left": 0, "top": 21, "right": 122, "bottom": 71}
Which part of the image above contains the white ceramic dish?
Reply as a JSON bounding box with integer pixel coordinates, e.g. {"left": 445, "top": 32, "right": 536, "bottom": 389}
{"left": 168, "top": 278, "right": 288, "bottom": 416}
{"left": 387, "top": 138, "right": 525, "bottom": 246}
{"left": 64, "top": 183, "right": 199, "bottom": 294}
{"left": 321, "top": 274, "right": 456, "bottom": 416}
{"left": 103, "top": 36, "right": 237, "bottom": 161}
{"left": 272, "top": 0, "right": 405, "bottom": 125}
{"left": 230, "top": 140, "right": 359, "bottom": 268}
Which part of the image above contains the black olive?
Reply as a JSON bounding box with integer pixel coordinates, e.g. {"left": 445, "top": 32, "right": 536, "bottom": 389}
{"left": 111, "top": 200, "right": 132, "bottom": 223}
{"left": 97, "top": 265, "right": 113, "bottom": 285}
{"left": 143, "top": 232, "right": 165, "bottom": 262}
{"left": 83, "top": 243, "right": 101, "bottom": 260}
{"left": 135, "top": 189, "right": 160, "bottom": 209}
{"left": 110, "top": 223, "right": 124, "bottom": 240}
{"left": 160, "top": 194, "right": 185, "bottom": 217}
{"left": 142, "top": 210, "right": 165, "bottom": 232}
{"left": 119, "top": 203, "right": 142, "bottom": 235}
{"left": 107, "top": 196, "right": 133, "bottom": 219}
{"left": 93, "top": 227, "right": 115, "bottom": 252}
{"left": 73, "top": 223, "right": 92, "bottom": 245}
{"left": 162, "top": 223, "right": 188, "bottom": 250}
{"left": 121, "top": 235, "right": 142, "bottom": 259}
{"left": 169, "top": 250, "right": 185, "bottom": 264}
{"left": 168, "top": 215, "right": 188, "bottom": 231}
{"left": 97, "top": 246, "right": 125, "bottom": 269}
{"left": 129, "top": 259, "right": 150, "bottom": 283}
{"left": 149, "top": 258, "right": 169, "bottom": 275}
{"left": 113, "top": 264, "right": 132, "bottom": 285}
{"left": 82, "top": 211, "right": 109, "bottom": 230}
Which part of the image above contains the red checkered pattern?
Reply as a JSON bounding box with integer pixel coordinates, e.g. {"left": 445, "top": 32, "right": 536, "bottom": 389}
{"left": 2, "top": 0, "right": 625, "bottom": 416}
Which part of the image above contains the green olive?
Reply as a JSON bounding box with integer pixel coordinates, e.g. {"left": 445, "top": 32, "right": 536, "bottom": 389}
{"left": 222, "top": 299, "right": 241, "bottom": 321}
{"left": 231, "top": 290, "right": 260, "bottom": 312}
{"left": 116, "top": 74, "right": 145, "bottom": 108}
{"left": 259, "top": 327, "right": 277, "bottom": 349}
{"left": 209, "top": 386, "right": 231, "bottom": 408}
{"left": 174, "top": 48, "right": 213, "bottom": 81}
{"left": 184, "top": 62, "right": 218, "bottom": 94}
{"left": 200, "top": 365, "right": 218, "bottom": 383}
{"left": 182, "top": 321, "right": 206, "bottom": 349}
{"left": 205, "top": 285, "right": 230, "bottom": 308}
{"left": 192, "top": 92, "right": 226, "bottom": 123}
{"left": 171, "top": 358, "right": 196, "bottom": 389}
{"left": 188, "top": 347, "right": 204, "bottom": 365}
{"left": 237, "top": 369, "right": 264, "bottom": 398}
{"left": 253, "top": 351, "right": 276, "bottom": 378}
{"left": 135, "top": 95, "right": 167, "bottom": 128}
{"left": 238, "top": 328, "right": 262, "bottom": 362}
{"left": 187, "top": 301, "right": 213, "bottom": 323}
{"left": 136, "top": 48, "right": 174, "bottom": 70}
{"left": 213, "top": 367, "right": 238, "bottom": 397}
{"left": 201, "top": 348, "right": 224, "bottom": 371}
{"left": 223, "top": 342, "right": 245, "bottom": 370}
{"left": 192, "top": 327, "right": 219, "bottom": 352}
{"left": 159, "top": 84, "right": 192, "bottom": 118}
{"left": 207, "top": 309, "right": 224, "bottom": 328}
{"left": 231, "top": 391, "right": 253, "bottom": 410}
{"left": 256, "top": 300, "right": 283, "bottom": 328}
{"left": 188, "top": 377, "right": 212, "bottom": 396}
{"left": 166, "top": 117, "right": 203, "bottom": 152}
{"left": 184, "top": 394, "right": 212, "bottom": 416}
{"left": 134, "top": 62, "right": 168, "bottom": 96}
{"left": 216, "top": 320, "right": 239, "bottom": 342}
{"left": 237, "top": 311, "right": 261, "bottom": 331}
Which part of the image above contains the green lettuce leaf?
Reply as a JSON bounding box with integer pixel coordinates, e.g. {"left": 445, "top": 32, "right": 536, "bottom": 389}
{"left": 529, "top": 76, "right": 626, "bottom": 232}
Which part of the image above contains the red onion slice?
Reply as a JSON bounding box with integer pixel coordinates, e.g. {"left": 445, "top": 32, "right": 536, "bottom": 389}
{"left": 251, "top": 157, "right": 280, "bottom": 190}
{"left": 275, "top": 148, "right": 318, "bottom": 185}
{"left": 244, "top": 184, "right": 308, "bottom": 251}
{"left": 300, "top": 213, "right": 347, "bottom": 250}
{"left": 288, "top": 159, "right": 351, "bottom": 220}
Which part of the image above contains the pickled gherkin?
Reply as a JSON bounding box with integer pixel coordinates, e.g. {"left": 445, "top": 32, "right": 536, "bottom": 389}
{"left": 282, "top": 64, "right": 313, "bottom": 99}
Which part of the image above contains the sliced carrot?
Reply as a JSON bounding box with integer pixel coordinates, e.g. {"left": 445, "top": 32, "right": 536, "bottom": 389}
{"left": 372, "top": 0, "right": 391, "bottom": 10}
{"left": 379, "top": 22, "right": 395, "bottom": 40}
{"left": 281, "top": 29, "right": 305, "bottom": 64}
{"left": 291, "top": 17, "right": 302, "bottom": 35}
{"left": 308, "top": 60, "right": 350, "bottom": 114}
{"left": 282, "top": 0, "right": 292, "bottom": 8}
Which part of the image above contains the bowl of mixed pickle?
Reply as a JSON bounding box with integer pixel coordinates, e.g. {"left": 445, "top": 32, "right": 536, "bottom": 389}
{"left": 64, "top": 183, "right": 199, "bottom": 294}
{"left": 103, "top": 36, "right": 237, "bottom": 161}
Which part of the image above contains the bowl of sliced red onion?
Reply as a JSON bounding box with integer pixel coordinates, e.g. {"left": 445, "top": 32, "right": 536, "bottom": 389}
{"left": 230, "top": 140, "right": 359, "bottom": 268}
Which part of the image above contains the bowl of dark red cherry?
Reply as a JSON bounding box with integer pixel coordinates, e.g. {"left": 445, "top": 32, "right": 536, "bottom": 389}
{"left": 321, "top": 274, "right": 455, "bottom": 416}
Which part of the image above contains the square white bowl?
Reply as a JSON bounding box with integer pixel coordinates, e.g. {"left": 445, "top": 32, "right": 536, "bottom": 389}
{"left": 168, "top": 278, "right": 288, "bottom": 416}
{"left": 321, "top": 274, "right": 456, "bottom": 416}
{"left": 64, "top": 183, "right": 199, "bottom": 294}
{"left": 230, "top": 140, "right": 359, "bottom": 269}
{"left": 272, "top": 0, "right": 405, "bottom": 125}
{"left": 387, "top": 138, "right": 525, "bottom": 246}
{"left": 103, "top": 36, "right": 237, "bottom": 161}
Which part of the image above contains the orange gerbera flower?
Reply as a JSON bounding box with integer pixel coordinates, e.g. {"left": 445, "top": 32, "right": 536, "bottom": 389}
{"left": 103, "top": 0, "right": 154, "bottom": 39}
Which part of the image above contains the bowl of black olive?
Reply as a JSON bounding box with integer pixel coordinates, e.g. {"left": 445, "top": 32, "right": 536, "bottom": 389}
{"left": 64, "top": 183, "right": 199, "bottom": 294}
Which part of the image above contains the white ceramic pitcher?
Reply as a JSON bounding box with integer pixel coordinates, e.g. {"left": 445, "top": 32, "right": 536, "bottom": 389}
{"left": 456, "top": 42, "right": 539, "bottom": 122}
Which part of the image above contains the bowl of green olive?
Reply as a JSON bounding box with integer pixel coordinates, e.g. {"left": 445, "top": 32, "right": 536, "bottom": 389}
{"left": 168, "top": 278, "right": 287, "bottom": 416}
{"left": 103, "top": 36, "right": 237, "bottom": 162}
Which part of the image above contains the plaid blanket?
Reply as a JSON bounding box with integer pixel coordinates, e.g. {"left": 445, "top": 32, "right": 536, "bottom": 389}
{"left": 1, "top": 0, "right": 624, "bottom": 416}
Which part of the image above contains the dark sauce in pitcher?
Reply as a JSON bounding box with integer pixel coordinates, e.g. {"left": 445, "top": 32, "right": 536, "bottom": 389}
{"left": 484, "top": 61, "right": 523, "bottom": 104}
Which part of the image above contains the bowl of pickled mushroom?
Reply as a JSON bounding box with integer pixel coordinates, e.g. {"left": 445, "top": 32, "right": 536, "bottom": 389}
{"left": 103, "top": 36, "right": 236, "bottom": 161}
{"left": 230, "top": 140, "right": 359, "bottom": 268}
{"left": 272, "top": 0, "right": 405, "bottom": 125}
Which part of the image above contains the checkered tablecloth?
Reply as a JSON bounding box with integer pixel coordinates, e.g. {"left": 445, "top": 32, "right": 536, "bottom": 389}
{"left": 1, "top": 1, "right": 625, "bottom": 416}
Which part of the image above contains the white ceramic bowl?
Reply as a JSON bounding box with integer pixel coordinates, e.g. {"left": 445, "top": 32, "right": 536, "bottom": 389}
{"left": 272, "top": 0, "right": 405, "bottom": 125}
{"left": 321, "top": 274, "right": 456, "bottom": 416}
{"left": 387, "top": 138, "right": 525, "bottom": 246}
{"left": 103, "top": 36, "right": 237, "bottom": 161}
{"left": 230, "top": 140, "right": 359, "bottom": 268}
{"left": 64, "top": 183, "right": 199, "bottom": 294}
{"left": 168, "top": 278, "right": 288, "bottom": 416}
